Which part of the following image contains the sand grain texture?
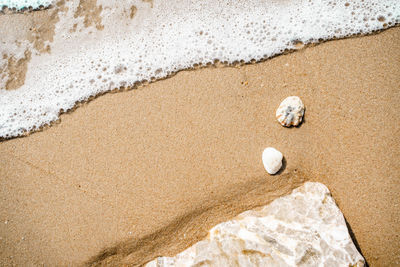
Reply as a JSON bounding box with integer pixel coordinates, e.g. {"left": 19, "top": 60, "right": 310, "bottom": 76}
{"left": 0, "top": 28, "right": 399, "bottom": 266}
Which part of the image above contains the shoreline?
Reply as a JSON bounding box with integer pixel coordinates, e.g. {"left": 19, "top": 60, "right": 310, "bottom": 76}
{"left": 1, "top": 0, "right": 398, "bottom": 139}
{"left": 0, "top": 26, "right": 398, "bottom": 142}
{"left": 0, "top": 27, "right": 399, "bottom": 266}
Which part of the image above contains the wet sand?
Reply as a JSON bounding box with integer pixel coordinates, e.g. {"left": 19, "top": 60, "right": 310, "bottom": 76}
{"left": 0, "top": 28, "right": 399, "bottom": 266}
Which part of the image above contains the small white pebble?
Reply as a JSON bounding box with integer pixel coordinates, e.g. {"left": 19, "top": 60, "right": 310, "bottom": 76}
{"left": 262, "top": 147, "right": 283, "bottom": 175}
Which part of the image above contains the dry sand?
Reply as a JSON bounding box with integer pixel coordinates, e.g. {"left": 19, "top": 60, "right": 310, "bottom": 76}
{"left": 1, "top": 27, "right": 399, "bottom": 266}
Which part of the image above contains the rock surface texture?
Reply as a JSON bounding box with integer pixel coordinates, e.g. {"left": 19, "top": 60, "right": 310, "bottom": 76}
{"left": 146, "top": 182, "right": 365, "bottom": 267}
{"left": 276, "top": 96, "right": 305, "bottom": 127}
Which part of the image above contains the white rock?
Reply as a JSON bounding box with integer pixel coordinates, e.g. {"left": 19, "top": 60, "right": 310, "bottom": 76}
{"left": 276, "top": 96, "right": 305, "bottom": 127}
{"left": 145, "top": 182, "right": 365, "bottom": 267}
{"left": 262, "top": 147, "right": 283, "bottom": 175}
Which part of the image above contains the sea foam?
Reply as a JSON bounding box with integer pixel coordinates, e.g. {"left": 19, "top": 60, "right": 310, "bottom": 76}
{"left": 0, "top": 0, "right": 399, "bottom": 138}
{"left": 0, "top": 0, "right": 53, "bottom": 10}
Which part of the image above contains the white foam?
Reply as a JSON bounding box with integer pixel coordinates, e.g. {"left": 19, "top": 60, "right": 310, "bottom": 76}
{"left": 0, "top": 0, "right": 399, "bottom": 138}
{"left": 0, "top": 0, "right": 53, "bottom": 10}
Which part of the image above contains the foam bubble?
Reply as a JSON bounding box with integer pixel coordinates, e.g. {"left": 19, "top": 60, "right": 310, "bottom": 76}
{"left": 0, "top": 0, "right": 53, "bottom": 10}
{"left": 0, "top": 0, "right": 399, "bottom": 138}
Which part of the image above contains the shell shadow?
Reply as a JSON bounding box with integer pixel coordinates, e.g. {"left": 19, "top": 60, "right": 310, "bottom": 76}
{"left": 272, "top": 157, "right": 287, "bottom": 175}
{"left": 295, "top": 107, "right": 306, "bottom": 128}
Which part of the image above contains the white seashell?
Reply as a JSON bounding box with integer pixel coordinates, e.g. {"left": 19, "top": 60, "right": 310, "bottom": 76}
{"left": 276, "top": 96, "right": 305, "bottom": 127}
{"left": 262, "top": 147, "right": 283, "bottom": 175}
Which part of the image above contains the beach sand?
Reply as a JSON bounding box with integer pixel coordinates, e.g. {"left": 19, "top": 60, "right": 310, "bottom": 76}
{"left": 1, "top": 27, "right": 399, "bottom": 266}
